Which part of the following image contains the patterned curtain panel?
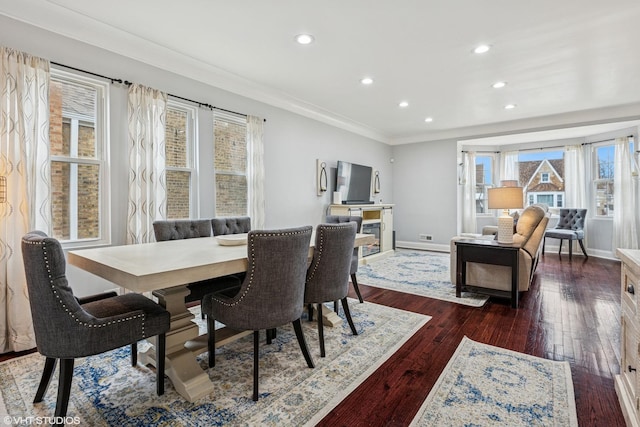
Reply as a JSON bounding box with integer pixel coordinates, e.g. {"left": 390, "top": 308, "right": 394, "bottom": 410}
{"left": 461, "top": 151, "right": 477, "bottom": 234}
{"left": 613, "top": 137, "right": 638, "bottom": 249}
{"left": 247, "top": 115, "right": 265, "bottom": 229}
{"left": 0, "top": 47, "right": 50, "bottom": 353}
{"left": 126, "top": 84, "right": 167, "bottom": 244}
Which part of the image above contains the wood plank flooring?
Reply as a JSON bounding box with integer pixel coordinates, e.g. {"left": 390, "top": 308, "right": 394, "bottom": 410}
{"left": 318, "top": 252, "right": 625, "bottom": 427}
{"left": 1, "top": 252, "right": 624, "bottom": 426}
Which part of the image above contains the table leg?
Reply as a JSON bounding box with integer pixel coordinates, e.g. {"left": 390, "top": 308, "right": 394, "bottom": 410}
{"left": 138, "top": 286, "right": 214, "bottom": 402}
{"left": 510, "top": 250, "right": 519, "bottom": 308}
{"left": 456, "top": 246, "right": 464, "bottom": 298}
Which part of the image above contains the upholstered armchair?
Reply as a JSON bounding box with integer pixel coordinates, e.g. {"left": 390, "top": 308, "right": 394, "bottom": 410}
{"left": 153, "top": 219, "right": 241, "bottom": 305}
{"left": 21, "top": 231, "right": 170, "bottom": 424}
{"left": 325, "top": 215, "right": 364, "bottom": 303}
{"left": 450, "top": 205, "right": 550, "bottom": 294}
{"left": 305, "top": 223, "right": 359, "bottom": 357}
{"left": 201, "top": 226, "right": 315, "bottom": 401}
{"left": 543, "top": 208, "right": 588, "bottom": 259}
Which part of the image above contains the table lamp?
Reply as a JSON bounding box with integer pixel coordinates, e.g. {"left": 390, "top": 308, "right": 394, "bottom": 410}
{"left": 488, "top": 186, "right": 523, "bottom": 243}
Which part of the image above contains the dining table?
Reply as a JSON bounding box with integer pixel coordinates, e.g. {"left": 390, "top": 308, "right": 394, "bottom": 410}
{"left": 68, "top": 231, "right": 376, "bottom": 402}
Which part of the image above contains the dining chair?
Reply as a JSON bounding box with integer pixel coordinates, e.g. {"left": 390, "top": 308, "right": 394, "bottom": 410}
{"left": 305, "top": 222, "right": 359, "bottom": 357}
{"left": 325, "top": 215, "right": 364, "bottom": 308}
{"left": 201, "top": 226, "right": 315, "bottom": 401}
{"left": 211, "top": 216, "right": 251, "bottom": 236}
{"left": 543, "top": 208, "right": 588, "bottom": 260}
{"left": 153, "top": 219, "right": 242, "bottom": 307}
{"left": 21, "top": 231, "right": 170, "bottom": 425}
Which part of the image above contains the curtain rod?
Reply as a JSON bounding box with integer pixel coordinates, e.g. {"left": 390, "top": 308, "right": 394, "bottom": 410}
{"left": 462, "top": 135, "right": 634, "bottom": 154}
{"left": 51, "top": 61, "right": 264, "bottom": 121}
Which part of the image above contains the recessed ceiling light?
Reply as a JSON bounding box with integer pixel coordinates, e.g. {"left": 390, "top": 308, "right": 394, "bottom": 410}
{"left": 473, "top": 44, "right": 491, "bottom": 54}
{"left": 295, "top": 34, "right": 314, "bottom": 45}
{"left": 492, "top": 81, "right": 507, "bottom": 89}
{"left": 504, "top": 104, "right": 517, "bottom": 110}
{"left": 424, "top": 117, "right": 434, "bottom": 123}
{"left": 399, "top": 101, "right": 409, "bottom": 108}
{"left": 360, "top": 77, "right": 374, "bottom": 85}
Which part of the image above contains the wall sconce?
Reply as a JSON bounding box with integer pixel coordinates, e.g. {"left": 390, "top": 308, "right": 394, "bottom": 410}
{"left": 0, "top": 176, "right": 6, "bottom": 203}
{"left": 316, "top": 159, "right": 327, "bottom": 196}
{"left": 373, "top": 171, "right": 381, "bottom": 194}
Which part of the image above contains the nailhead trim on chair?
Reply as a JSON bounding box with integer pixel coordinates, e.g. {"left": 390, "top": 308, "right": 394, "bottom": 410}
{"left": 210, "top": 228, "right": 310, "bottom": 308}
{"left": 306, "top": 225, "right": 344, "bottom": 282}
{"left": 23, "top": 238, "right": 147, "bottom": 336}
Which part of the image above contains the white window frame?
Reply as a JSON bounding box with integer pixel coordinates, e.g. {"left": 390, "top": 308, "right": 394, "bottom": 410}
{"left": 592, "top": 142, "right": 615, "bottom": 218}
{"left": 475, "top": 154, "right": 497, "bottom": 216}
{"left": 50, "top": 69, "right": 110, "bottom": 249}
{"left": 166, "top": 100, "right": 199, "bottom": 218}
{"left": 540, "top": 172, "right": 550, "bottom": 183}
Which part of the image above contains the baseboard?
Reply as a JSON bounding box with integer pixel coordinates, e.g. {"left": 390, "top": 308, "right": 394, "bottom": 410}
{"left": 543, "top": 244, "right": 616, "bottom": 261}
{"left": 396, "top": 240, "right": 449, "bottom": 253}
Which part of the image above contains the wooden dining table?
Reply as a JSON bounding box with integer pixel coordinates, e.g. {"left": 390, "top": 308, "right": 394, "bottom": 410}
{"left": 68, "top": 232, "right": 375, "bottom": 402}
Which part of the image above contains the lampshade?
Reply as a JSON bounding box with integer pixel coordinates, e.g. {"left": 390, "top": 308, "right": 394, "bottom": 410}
{"left": 488, "top": 187, "right": 523, "bottom": 210}
{"left": 0, "top": 176, "right": 5, "bottom": 203}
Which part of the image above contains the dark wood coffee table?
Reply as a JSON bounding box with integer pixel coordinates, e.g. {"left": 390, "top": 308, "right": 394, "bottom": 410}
{"left": 455, "top": 238, "right": 521, "bottom": 308}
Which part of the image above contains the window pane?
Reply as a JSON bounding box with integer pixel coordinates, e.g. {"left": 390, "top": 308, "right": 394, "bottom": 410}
{"left": 595, "top": 181, "right": 613, "bottom": 216}
{"left": 50, "top": 80, "right": 97, "bottom": 158}
{"left": 596, "top": 146, "right": 614, "bottom": 180}
{"left": 166, "top": 108, "right": 187, "bottom": 168}
{"left": 215, "top": 174, "right": 247, "bottom": 216}
{"left": 475, "top": 156, "right": 492, "bottom": 214}
{"left": 51, "top": 161, "right": 100, "bottom": 240}
{"left": 214, "top": 119, "right": 246, "bottom": 173}
{"left": 536, "top": 194, "right": 554, "bottom": 206}
{"left": 166, "top": 170, "right": 191, "bottom": 219}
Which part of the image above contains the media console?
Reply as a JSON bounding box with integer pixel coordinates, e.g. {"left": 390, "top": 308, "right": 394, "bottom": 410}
{"left": 328, "top": 203, "right": 394, "bottom": 263}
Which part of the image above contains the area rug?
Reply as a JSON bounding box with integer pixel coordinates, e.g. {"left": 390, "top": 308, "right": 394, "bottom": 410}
{"left": 410, "top": 336, "right": 578, "bottom": 427}
{"left": 358, "top": 249, "right": 489, "bottom": 307}
{"left": 0, "top": 300, "right": 429, "bottom": 426}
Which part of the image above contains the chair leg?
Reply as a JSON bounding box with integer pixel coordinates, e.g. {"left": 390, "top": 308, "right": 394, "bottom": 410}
{"left": 569, "top": 239, "right": 573, "bottom": 260}
{"left": 579, "top": 239, "right": 588, "bottom": 258}
{"left": 34, "top": 357, "right": 57, "bottom": 403}
{"left": 558, "top": 239, "right": 563, "bottom": 256}
{"left": 157, "top": 333, "right": 166, "bottom": 396}
{"left": 317, "top": 303, "right": 326, "bottom": 357}
{"left": 207, "top": 315, "right": 216, "bottom": 368}
{"left": 266, "top": 328, "right": 276, "bottom": 344}
{"left": 333, "top": 300, "right": 339, "bottom": 315}
{"left": 253, "top": 330, "right": 260, "bottom": 401}
{"left": 292, "top": 318, "right": 315, "bottom": 369}
{"left": 131, "top": 342, "right": 137, "bottom": 367}
{"left": 307, "top": 304, "right": 314, "bottom": 321}
{"left": 341, "top": 298, "right": 358, "bottom": 336}
{"left": 54, "top": 359, "right": 74, "bottom": 420}
{"left": 351, "top": 273, "right": 364, "bottom": 303}
{"left": 542, "top": 236, "right": 546, "bottom": 254}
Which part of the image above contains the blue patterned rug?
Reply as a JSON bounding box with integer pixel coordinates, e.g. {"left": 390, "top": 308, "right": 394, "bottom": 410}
{"left": 359, "top": 250, "right": 489, "bottom": 306}
{"left": 0, "top": 301, "right": 429, "bottom": 426}
{"left": 410, "top": 336, "right": 578, "bottom": 426}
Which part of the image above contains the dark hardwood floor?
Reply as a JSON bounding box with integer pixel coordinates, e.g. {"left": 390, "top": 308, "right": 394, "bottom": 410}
{"left": 318, "top": 252, "right": 625, "bottom": 427}
{"left": 2, "top": 252, "right": 624, "bottom": 426}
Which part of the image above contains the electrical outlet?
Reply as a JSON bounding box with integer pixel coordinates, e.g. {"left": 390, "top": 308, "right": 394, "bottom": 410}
{"left": 419, "top": 234, "right": 433, "bottom": 241}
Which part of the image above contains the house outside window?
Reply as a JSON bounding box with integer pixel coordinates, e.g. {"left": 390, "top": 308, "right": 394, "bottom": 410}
{"left": 594, "top": 144, "right": 614, "bottom": 216}
{"left": 165, "top": 102, "right": 197, "bottom": 218}
{"left": 518, "top": 150, "right": 564, "bottom": 209}
{"left": 475, "top": 155, "right": 494, "bottom": 214}
{"left": 214, "top": 113, "right": 247, "bottom": 216}
{"left": 49, "top": 70, "right": 109, "bottom": 246}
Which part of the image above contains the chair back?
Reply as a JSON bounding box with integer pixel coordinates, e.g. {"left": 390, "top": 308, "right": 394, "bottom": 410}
{"left": 555, "top": 209, "right": 587, "bottom": 231}
{"left": 153, "top": 219, "right": 211, "bottom": 241}
{"left": 305, "top": 223, "right": 357, "bottom": 303}
{"left": 212, "top": 217, "right": 252, "bottom": 236}
{"left": 21, "top": 232, "right": 88, "bottom": 357}
{"left": 325, "top": 215, "right": 362, "bottom": 274}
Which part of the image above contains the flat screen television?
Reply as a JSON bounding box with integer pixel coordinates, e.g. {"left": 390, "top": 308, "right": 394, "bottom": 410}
{"left": 335, "top": 160, "right": 373, "bottom": 204}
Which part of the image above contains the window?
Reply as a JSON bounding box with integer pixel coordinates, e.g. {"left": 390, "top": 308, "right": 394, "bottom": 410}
{"left": 475, "top": 155, "right": 494, "bottom": 214}
{"left": 214, "top": 113, "right": 247, "bottom": 216}
{"left": 49, "top": 70, "right": 109, "bottom": 246}
{"left": 518, "top": 150, "right": 564, "bottom": 208}
{"left": 540, "top": 172, "right": 550, "bottom": 183}
{"left": 594, "top": 144, "right": 614, "bottom": 216}
{"left": 165, "top": 102, "right": 197, "bottom": 218}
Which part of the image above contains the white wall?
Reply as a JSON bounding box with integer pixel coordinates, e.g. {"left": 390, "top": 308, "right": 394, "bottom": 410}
{"left": 0, "top": 16, "right": 392, "bottom": 295}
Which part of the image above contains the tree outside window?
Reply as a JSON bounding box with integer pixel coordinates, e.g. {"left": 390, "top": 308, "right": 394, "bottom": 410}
{"left": 594, "top": 145, "right": 614, "bottom": 216}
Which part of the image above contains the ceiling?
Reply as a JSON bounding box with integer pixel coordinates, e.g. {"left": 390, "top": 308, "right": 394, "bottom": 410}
{"left": 2, "top": 0, "right": 640, "bottom": 145}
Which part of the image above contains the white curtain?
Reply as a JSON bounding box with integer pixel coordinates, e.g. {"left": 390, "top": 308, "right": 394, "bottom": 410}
{"left": 500, "top": 150, "right": 519, "bottom": 183}
{"left": 613, "top": 137, "right": 638, "bottom": 250}
{"left": 0, "top": 47, "right": 50, "bottom": 352}
{"left": 461, "top": 152, "right": 477, "bottom": 233}
{"left": 564, "top": 145, "right": 587, "bottom": 208}
{"left": 127, "top": 84, "right": 167, "bottom": 244}
{"left": 247, "top": 115, "right": 265, "bottom": 229}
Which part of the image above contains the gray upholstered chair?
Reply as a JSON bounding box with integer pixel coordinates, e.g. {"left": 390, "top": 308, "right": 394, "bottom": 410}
{"left": 211, "top": 216, "right": 252, "bottom": 236}
{"left": 305, "top": 223, "right": 359, "bottom": 357}
{"left": 543, "top": 208, "right": 588, "bottom": 260}
{"left": 153, "top": 219, "right": 241, "bottom": 306}
{"left": 21, "top": 231, "right": 170, "bottom": 424}
{"left": 325, "top": 215, "right": 364, "bottom": 303}
{"left": 201, "top": 226, "right": 315, "bottom": 401}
